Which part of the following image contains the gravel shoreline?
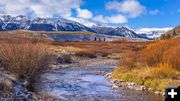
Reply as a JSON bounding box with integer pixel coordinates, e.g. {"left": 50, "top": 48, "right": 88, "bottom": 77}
{"left": 104, "top": 72, "right": 165, "bottom": 96}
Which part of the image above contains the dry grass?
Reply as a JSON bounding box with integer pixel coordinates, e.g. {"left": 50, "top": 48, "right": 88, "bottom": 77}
{"left": 146, "top": 63, "right": 179, "bottom": 79}
{"left": 75, "top": 51, "right": 97, "bottom": 58}
{"left": 51, "top": 41, "right": 148, "bottom": 58}
{"left": 112, "top": 38, "right": 180, "bottom": 91}
{"left": 120, "top": 51, "right": 139, "bottom": 69}
{"left": 140, "top": 38, "right": 180, "bottom": 66}
{"left": 0, "top": 30, "right": 53, "bottom": 44}
{"left": 112, "top": 64, "right": 180, "bottom": 91}
{"left": 51, "top": 46, "right": 84, "bottom": 55}
{"left": 0, "top": 77, "right": 13, "bottom": 92}
{"left": 0, "top": 38, "right": 53, "bottom": 84}
{"left": 162, "top": 46, "right": 180, "bottom": 70}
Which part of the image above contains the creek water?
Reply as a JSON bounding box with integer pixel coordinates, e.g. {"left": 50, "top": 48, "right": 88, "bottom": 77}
{"left": 34, "top": 59, "right": 164, "bottom": 101}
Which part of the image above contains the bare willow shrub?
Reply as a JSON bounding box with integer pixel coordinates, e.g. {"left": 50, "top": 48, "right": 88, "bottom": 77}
{"left": 120, "top": 51, "right": 138, "bottom": 70}
{"left": 0, "top": 37, "right": 53, "bottom": 83}
{"left": 140, "top": 38, "right": 180, "bottom": 66}
{"left": 162, "top": 45, "right": 180, "bottom": 70}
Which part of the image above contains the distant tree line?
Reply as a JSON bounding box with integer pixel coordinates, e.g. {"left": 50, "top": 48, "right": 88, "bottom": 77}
{"left": 160, "top": 29, "right": 176, "bottom": 40}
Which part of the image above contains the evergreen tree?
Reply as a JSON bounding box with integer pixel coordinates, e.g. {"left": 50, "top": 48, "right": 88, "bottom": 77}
{"left": 173, "top": 29, "right": 176, "bottom": 36}
{"left": 94, "top": 37, "right": 97, "bottom": 41}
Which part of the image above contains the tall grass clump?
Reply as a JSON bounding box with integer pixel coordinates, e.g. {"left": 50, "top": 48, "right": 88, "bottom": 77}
{"left": 140, "top": 38, "right": 180, "bottom": 66}
{"left": 147, "top": 63, "right": 178, "bottom": 79}
{"left": 0, "top": 38, "right": 53, "bottom": 84}
{"left": 113, "top": 38, "right": 180, "bottom": 91}
{"left": 120, "top": 51, "right": 138, "bottom": 70}
{"left": 162, "top": 46, "right": 180, "bottom": 70}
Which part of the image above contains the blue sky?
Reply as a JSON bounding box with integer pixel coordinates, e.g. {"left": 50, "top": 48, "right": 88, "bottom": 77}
{"left": 0, "top": 0, "right": 180, "bottom": 29}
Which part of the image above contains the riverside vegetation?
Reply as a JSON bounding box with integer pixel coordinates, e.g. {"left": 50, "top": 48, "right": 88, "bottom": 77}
{"left": 0, "top": 31, "right": 179, "bottom": 100}
{"left": 112, "top": 38, "right": 180, "bottom": 92}
{"left": 0, "top": 35, "right": 54, "bottom": 99}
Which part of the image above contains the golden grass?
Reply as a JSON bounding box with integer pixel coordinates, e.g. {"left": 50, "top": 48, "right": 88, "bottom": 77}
{"left": 120, "top": 51, "right": 139, "bottom": 69}
{"left": 51, "top": 41, "right": 148, "bottom": 58}
{"left": 112, "top": 64, "right": 180, "bottom": 91}
{"left": 51, "top": 46, "right": 84, "bottom": 55}
{"left": 147, "top": 64, "right": 179, "bottom": 79}
{"left": 162, "top": 46, "right": 180, "bottom": 70}
{"left": 141, "top": 38, "right": 180, "bottom": 66}
{"left": 112, "top": 38, "right": 180, "bottom": 92}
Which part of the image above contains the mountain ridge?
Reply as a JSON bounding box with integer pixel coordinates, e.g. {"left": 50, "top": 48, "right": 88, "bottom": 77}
{"left": 91, "top": 25, "right": 139, "bottom": 38}
{"left": 0, "top": 15, "right": 172, "bottom": 39}
{"left": 160, "top": 25, "right": 180, "bottom": 39}
{"left": 0, "top": 15, "right": 94, "bottom": 32}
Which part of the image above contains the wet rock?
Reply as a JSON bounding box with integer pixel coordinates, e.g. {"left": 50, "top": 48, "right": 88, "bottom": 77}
{"left": 32, "top": 94, "right": 39, "bottom": 101}
{"left": 130, "top": 82, "right": 136, "bottom": 86}
{"left": 162, "top": 92, "right": 165, "bottom": 96}
{"left": 112, "top": 79, "right": 118, "bottom": 84}
{"left": 154, "top": 91, "right": 161, "bottom": 95}
{"left": 133, "top": 86, "right": 141, "bottom": 91}
{"left": 127, "top": 85, "right": 134, "bottom": 89}
{"left": 147, "top": 88, "right": 153, "bottom": 91}
{"left": 22, "top": 80, "right": 29, "bottom": 88}
{"left": 105, "top": 73, "right": 112, "bottom": 80}
{"left": 127, "top": 82, "right": 136, "bottom": 86}
{"left": 50, "top": 64, "right": 69, "bottom": 70}
{"left": 112, "top": 84, "right": 119, "bottom": 89}
{"left": 140, "top": 86, "right": 146, "bottom": 91}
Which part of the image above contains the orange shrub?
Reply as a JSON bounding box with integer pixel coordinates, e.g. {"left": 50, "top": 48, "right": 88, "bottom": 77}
{"left": 0, "top": 40, "right": 53, "bottom": 83}
{"left": 162, "top": 46, "right": 180, "bottom": 70}
{"left": 140, "top": 38, "right": 180, "bottom": 66}
{"left": 120, "top": 51, "right": 138, "bottom": 69}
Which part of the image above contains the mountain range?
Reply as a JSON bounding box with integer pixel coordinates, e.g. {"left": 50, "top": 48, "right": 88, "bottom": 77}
{"left": 0, "top": 15, "right": 93, "bottom": 32}
{"left": 135, "top": 28, "right": 172, "bottom": 39}
{"left": 161, "top": 25, "right": 180, "bottom": 38}
{"left": 91, "top": 25, "right": 139, "bottom": 38}
{"left": 0, "top": 15, "right": 171, "bottom": 39}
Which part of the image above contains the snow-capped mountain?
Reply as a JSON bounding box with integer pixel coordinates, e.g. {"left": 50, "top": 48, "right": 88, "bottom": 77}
{"left": 0, "top": 15, "right": 171, "bottom": 40}
{"left": 91, "top": 24, "right": 139, "bottom": 38}
{"left": 0, "top": 15, "right": 94, "bottom": 32}
{"left": 135, "top": 28, "right": 172, "bottom": 39}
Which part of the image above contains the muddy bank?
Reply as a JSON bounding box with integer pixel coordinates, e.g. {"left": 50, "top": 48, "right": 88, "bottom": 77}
{"left": 33, "top": 57, "right": 164, "bottom": 101}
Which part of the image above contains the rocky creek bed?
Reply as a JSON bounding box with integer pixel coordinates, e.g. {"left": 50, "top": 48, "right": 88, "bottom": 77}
{"left": 33, "top": 58, "right": 164, "bottom": 101}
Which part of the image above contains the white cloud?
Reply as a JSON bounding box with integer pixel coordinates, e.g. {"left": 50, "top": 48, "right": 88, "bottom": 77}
{"left": 135, "top": 27, "right": 173, "bottom": 34}
{"left": 149, "top": 9, "right": 160, "bottom": 15}
{"left": 177, "top": 9, "right": 180, "bottom": 12}
{"left": 0, "top": 0, "right": 82, "bottom": 18}
{"left": 76, "top": 8, "right": 93, "bottom": 19}
{"left": 92, "top": 15, "right": 107, "bottom": 23}
{"left": 68, "top": 17, "right": 96, "bottom": 27}
{"left": 106, "top": 0, "right": 146, "bottom": 18}
{"left": 93, "top": 14, "right": 127, "bottom": 24}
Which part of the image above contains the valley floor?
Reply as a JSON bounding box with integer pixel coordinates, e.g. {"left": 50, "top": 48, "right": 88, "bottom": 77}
{"left": 1, "top": 39, "right": 178, "bottom": 101}
{"left": 33, "top": 57, "right": 163, "bottom": 101}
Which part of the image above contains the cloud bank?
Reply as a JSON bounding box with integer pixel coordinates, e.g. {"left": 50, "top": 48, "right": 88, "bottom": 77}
{"left": 106, "top": 0, "right": 146, "bottom": 18}
{"left": 0, "top": 0, "right": 149, "bottom": 26}
{"left": 0, "top": 0, "right": 82, "bottom": 18}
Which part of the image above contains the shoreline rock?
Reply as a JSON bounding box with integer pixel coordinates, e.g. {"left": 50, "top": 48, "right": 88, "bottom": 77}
{"left": 105, "top": 73, "right": 164, "bottom": 96}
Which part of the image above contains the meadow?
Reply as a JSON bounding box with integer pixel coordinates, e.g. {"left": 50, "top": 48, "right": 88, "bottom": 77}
{"left": 112, "top": 38, "right": 180, "bottom": 92}
{"left": 0, "top": 31, "right": 179, "bottom": 99}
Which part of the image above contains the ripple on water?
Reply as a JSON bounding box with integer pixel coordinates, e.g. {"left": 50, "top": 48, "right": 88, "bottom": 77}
{"left": 35, "top": 65, "right": 164, "bottom": 101}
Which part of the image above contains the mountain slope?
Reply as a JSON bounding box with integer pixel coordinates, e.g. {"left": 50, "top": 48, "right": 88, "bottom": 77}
{"left": 135, "top": 28, "right": 172, "bottom": 39}
{"left": 92, "top": 25, "right": 139, "bottom": 38}
{"left": 162, "top": 25, "right": 180, "bottom": 38}
{"left": 0, "top": 15, "right": 94, "bottom": 32}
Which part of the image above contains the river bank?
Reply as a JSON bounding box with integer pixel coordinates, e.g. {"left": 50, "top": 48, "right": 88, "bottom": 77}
{"left": 33, "top": 57, "right": 164, "bottom": 101}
